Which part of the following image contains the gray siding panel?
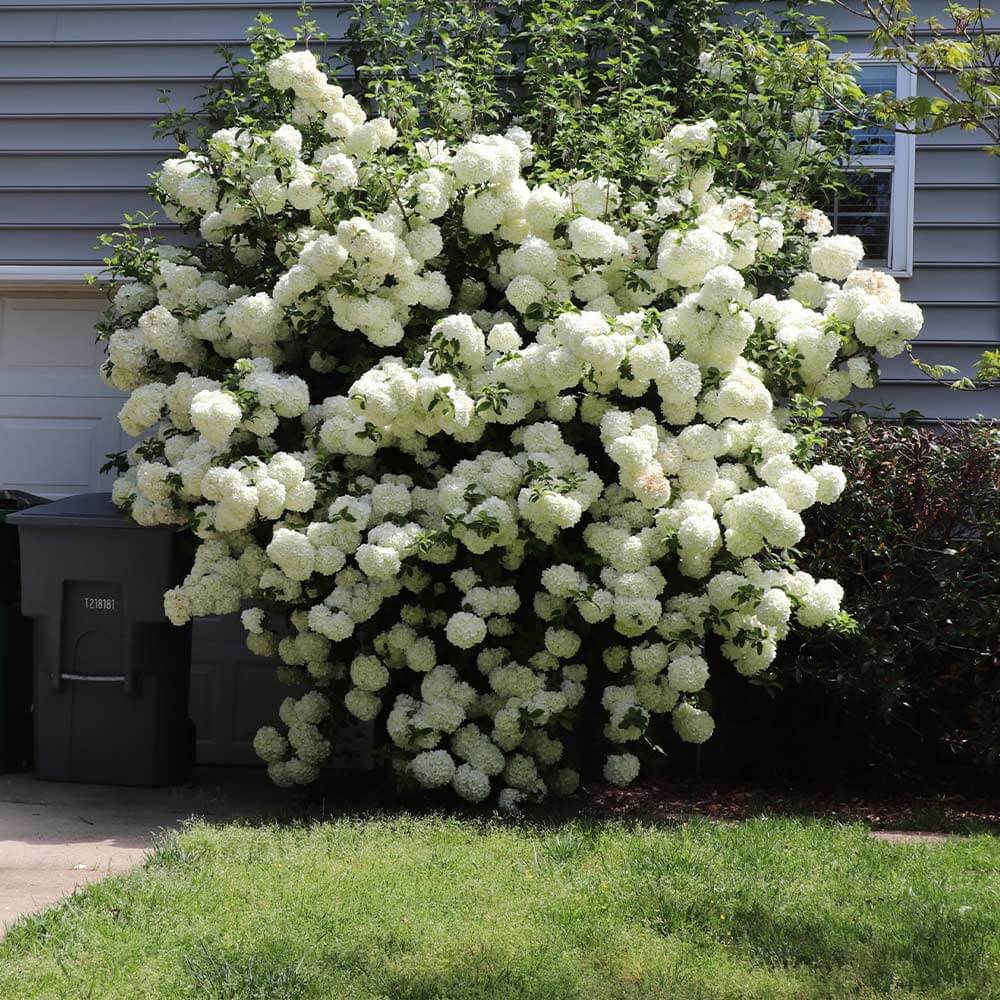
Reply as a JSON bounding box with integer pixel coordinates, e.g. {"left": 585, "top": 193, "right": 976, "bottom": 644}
{"left": 0, "top": 152, "right": 164, "bottom": 186}
{"left": 0, "top": 189, "right": 155, "bottom": 223}
{"left": 0, "top": 1, "right": 350, "bottom": 268}
{"left": 915, "top": 304, "right": 1000, "bottom": 342}
{"left": 0, "top": 80, "right": 209, "bottom": 113}
{"left": 914, "top": 186, "right": 1000, "bottom": 223}
{"left": 0, "top": 4, "right": 349, "bottom": 39}
{"left": 0, "top": 225, "right": 180, "bottom": 262}
{"left": 913, "top": 225, "right": 1000, "bottom": 263}
{"left": 0, "top": 43, "right": 258, "bottom": 79}
{"left": 886, "top": 91, "right": 999, "bottom": 415}
{"left": 901, "top": 267, "right": 1000, "bottom": 303}
{"left": 916, "top": 147, "right": 1000, "bottom": 185}
{"left": 0, "top": 115, "right": 174, "bottom": 151}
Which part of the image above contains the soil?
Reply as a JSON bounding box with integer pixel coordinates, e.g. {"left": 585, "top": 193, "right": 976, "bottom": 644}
{"left": 579, "top": 778, "right": 1000, "bottom": 834}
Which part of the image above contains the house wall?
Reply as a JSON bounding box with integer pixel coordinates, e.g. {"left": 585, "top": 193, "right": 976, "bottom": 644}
{"left": 0, "top": 0, "right": 995, "bottom": 420}
{"left": 732, "top": 0, "right": 1000, "bottom": 416}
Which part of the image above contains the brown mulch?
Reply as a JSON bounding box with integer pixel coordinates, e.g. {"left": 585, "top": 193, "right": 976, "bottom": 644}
{"left": 582, "top": 779, "right": 1000, "bottom": 834}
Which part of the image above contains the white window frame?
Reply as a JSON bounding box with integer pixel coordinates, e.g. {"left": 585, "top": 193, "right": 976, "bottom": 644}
{"left": 837, "top": 56, "right": 916, "bottom": 278}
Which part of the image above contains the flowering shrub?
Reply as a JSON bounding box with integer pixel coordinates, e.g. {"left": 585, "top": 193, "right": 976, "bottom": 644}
{"left": 98, "top": 19, "right": 924, "bottom": 803}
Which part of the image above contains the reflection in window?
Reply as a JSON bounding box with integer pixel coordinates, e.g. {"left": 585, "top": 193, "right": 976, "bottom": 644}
{"left": 852, "top": 64, "right": 897, "bottom": 156}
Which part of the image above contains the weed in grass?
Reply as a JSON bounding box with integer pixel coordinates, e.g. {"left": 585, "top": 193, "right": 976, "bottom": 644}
{"left": 145, "top": 830, "right": 205, "bottom": 871}
{"left": 184, "top": 942, "right": 309, "bottom": 1000}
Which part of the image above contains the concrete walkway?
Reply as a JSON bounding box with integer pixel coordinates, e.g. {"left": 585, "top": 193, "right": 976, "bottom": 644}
{"left": 0, "top": 768, "right": 281, "bottom": 929}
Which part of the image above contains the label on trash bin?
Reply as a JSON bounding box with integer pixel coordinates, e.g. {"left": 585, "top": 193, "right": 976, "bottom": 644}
{"left": 82, "top": 596, "right": 117, "bottom": 611}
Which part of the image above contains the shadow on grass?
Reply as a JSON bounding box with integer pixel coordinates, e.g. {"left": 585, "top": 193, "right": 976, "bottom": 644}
{"left": 643, "top": 886, "right": 995, "bottom": 992}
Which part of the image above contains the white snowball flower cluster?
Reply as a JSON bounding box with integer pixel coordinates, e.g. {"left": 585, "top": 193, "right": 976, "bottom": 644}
{"left": 101, "top": 43, "right": 921, "bottom": 802}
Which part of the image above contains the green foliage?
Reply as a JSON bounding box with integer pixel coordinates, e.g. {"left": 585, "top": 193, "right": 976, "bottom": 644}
{"left": 347, "top": 0, "right": 513, "bottom": 141}
{"left": 777, "top": 416, "right": 1000, "bottom": 777}
{"left": 345, "top": 0, "right": 870, "bottom": 203}
{"left": 805, "top": 0, "right": 1000, "bottom": 144}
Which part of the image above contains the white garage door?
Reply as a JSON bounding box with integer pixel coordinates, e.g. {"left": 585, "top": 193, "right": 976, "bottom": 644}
{"left": 0, "top": 292, "right": 123, "bottom": 497}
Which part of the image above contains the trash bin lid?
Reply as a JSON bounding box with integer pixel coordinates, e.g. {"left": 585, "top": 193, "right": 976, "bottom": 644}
{"left": 6, "top": 492, "right": 150, "bottom": 529}
{"left": 0, "top": 489, "right": 52, "bottom": 512}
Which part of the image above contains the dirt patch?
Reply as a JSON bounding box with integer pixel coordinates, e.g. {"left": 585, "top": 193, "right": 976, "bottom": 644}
{"left": 869, "top": 830, "right": 950, "bottom": 844}
{"left": 581, "top": 779, "right": 1000, "bottom": 834}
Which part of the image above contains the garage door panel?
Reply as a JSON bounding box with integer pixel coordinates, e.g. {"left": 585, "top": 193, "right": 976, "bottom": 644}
{"left": 0, "top": 295, "right": 118, "bottom": 397}
{"left": 0, "top": 395, "right": 124, "bottom": 496}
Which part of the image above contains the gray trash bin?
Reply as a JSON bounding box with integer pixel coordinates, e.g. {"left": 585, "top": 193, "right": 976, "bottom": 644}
{"left": 9, "top": 493, "right": 194, "bottom": 785}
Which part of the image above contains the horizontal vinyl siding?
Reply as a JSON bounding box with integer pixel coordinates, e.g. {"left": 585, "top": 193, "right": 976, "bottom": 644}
{"left": 0, "top": 1, "right": 350, "bottom": 268}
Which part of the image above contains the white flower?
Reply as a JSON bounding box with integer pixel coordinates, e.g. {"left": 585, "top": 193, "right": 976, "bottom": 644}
{"left": 667, "top": 654, "right": 709, "bottom": 692}
{"left": 266, "top": 528, "right": 315, "bottom": 581}
{"left": 319, "top": 152, "right": 359, "bottom": 192}
{"left": 797, "top": 579, "right": 844, "bottom": 627}
{"left": 270, "top": 124, "right": 303, "bottom": 158}
{"left": 657, "top": 228, "right": 731, "bottom": 287}
{"left": 672, "top": 702, "right": 715, "bottom": 743}
{"left": 603, "top": 753, "right": 640, "bottom": 786}
{"left": 810, "top": 235, "right": 864, "bottom": 281}
{"left": 253, "top": 726, "right": 288, "bottom": 764}
{"left": 811, "top": 463, "right": 847, "bottom": 504}
{"left": 411, "top": 749, "right": 456, "bottom": 788}
{"left": 756, "top": 588, "right": 792, "bottom": 627}
{"left": 190, "top": 390, "right": 242, "bottom": 445}
{"left": 226, "top": 293, "right": 284, "bottom": 344}
{"left": 567, "top": 217, "right": 629, "bottom": 260}
{"left": 453, "top": 763, "right": 490, "bottom": 802}
{"left": 350, "top": 653, "right": 389, "bottom": 691}
{"left": 344, "top": 688, "right": 381, "bottom": 721}
{"left": 356, "top": 543, "right": 402, "bottom": 580}
{"left": 241, "top": 607, "right": 266, "bottom": 634}
{"left": 446, "top": 612, "right": 488, "bottom": 649}
{"left": 544, "top": 627, "right": 581, "bottom": 659}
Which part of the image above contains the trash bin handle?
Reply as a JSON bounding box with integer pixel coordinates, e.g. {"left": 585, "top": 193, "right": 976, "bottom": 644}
{"left": 59, "top": 673, "right": 126, "bottom": 683}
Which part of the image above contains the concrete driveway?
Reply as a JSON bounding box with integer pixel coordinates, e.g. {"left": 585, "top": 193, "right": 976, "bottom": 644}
{"left": 0, "top": 768, "right": 281, "bottom": 929}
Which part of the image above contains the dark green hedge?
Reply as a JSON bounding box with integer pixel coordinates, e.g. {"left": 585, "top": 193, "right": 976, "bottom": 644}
{"left": 691, "top": 417, "right": 1000, "bottom": 786}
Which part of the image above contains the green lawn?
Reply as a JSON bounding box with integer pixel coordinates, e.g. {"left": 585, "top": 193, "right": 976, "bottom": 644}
{"left": 3, "top": 816, "right": 999, "bottom": 999}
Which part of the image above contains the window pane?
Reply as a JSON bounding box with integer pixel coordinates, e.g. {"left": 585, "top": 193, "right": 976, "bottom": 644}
{"left": 837, "top": 172, "right": 892, "bottom": 215}
{"left": 827, "top": 171, "right": 893, "bottom": 266}
{"left": 854, "top": 64, "right": 897, "bottom": 155}
{"left": 834, "top": 215, "right": 890, "bottom": 264}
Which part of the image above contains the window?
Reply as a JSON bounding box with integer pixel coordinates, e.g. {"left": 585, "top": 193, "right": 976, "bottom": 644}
{"left": 827, "top": 61, "right": 916, "bottom": 277}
